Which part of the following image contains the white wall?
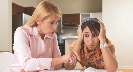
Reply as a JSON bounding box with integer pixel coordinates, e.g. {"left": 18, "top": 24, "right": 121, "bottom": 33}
{"left": 12, "top": 0, "right": 42, "bottom": 7}
{"left": 90, "top": 12, "right": 102, "bottom": 21}
{"left": 50, "top": 0, "right": 102, "bottom": 14}
{"left": 0, "top": 0, "right": 43, "bottom": 52}
{"left": 103, "top": 0, "right": 133, "bottom": 67}
{"left": 0, "top": 0, "right": 12, "bottom": 52}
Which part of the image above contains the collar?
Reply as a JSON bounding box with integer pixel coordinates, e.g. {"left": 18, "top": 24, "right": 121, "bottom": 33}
{"left": 22, "top": 26, "right": 54, "bottom": 39}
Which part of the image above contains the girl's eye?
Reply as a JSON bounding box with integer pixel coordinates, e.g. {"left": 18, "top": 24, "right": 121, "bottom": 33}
{"left": 85, "top": 34, "right": 89, "bottom": 37}
{"left": 92, "top": 33, "right": 98, "bottom": 37}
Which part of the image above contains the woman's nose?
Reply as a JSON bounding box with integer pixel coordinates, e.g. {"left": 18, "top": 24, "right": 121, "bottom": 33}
{"left": 53, "top": 24, "right": 57, "bottom": 30}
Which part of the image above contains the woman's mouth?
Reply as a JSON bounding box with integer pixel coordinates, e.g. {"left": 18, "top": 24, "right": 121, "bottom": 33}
{"left": 51, "top": 32, "right": 54, "bottom": 34}
{"left": 88, "top": 45, "right": 94, "bottom": 48}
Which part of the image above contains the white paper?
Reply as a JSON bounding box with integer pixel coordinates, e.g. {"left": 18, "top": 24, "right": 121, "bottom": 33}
{"left": 47, "top": 70, "right": 82, "bottom": 72}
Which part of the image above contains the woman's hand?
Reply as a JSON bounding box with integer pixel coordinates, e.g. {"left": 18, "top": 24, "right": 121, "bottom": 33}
{"left": 98, "top": 21, "right": 106, "bottom": 41}
{"left": 62, "top": 51, "right": 77, "bottom": 65}
{"left": 77, "top": 24, "right": 83, "bottom": 40}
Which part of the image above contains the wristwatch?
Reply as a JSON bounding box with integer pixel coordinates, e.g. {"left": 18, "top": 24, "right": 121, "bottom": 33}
{"left": 100, "top": 43, "right": 108, "bottom": 49}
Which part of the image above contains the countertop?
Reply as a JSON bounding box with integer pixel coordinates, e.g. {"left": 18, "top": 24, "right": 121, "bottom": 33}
{"left": 62, "top": 36, "right": 78, "bottom": 39}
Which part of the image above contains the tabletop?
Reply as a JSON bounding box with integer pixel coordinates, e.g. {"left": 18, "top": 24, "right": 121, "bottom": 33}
{"left": 47, "top": 68, "right": 133, "bottom": 72}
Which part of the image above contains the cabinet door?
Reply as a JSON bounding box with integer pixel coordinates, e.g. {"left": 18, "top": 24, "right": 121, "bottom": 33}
{"left": 12, "top": 3, "right": 24, "bottom": 14}
{"left": 24, "top": 7, "right": 35, "bottom": 16}
{"left": 71, "top": 14, "right": 80, "bottom": 25}
{"left": 62, "top": 14, "right": 72, "bottom": 25}
{"left": 12, "top": 3, "right": 17, "bottom": 14}
{"left": 17, "top": 5, "right": 24, "bottom": 14}
{"left": 62, "top": 14, "right": 80, "bottom": 25}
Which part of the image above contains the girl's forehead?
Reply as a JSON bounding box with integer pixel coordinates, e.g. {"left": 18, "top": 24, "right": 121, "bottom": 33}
{"left": 83, "top": 26, "right": 99, "bottom": 34}
{"left": 83, "top": 27, "right": 91, "bottom": 31}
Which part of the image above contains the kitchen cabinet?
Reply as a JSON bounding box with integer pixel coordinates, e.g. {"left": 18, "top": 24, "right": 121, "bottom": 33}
{"left": 24, "top": 7, "right": 35, "bottom": 16}
{"left": 62, "top": 14, "right": 80, "bottom": 25}
{"left": 12, "top": 3, "right": 35, "bottom": 16}
{"left": 12, "top": 3, "right": 24, "bottom": 14}
{"left": 62, "top": 13, "right": 102, "bottom": 28}
{"left": 62, "top": 13, "right": 91, "bottom": 26}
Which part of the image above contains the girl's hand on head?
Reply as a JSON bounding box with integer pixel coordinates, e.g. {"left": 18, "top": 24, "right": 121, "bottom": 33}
{"left": 98, "top": 21, "right": 106, "bottom": 41}
{"left": 77, "top": 23, "right": 83, "bottom": 40}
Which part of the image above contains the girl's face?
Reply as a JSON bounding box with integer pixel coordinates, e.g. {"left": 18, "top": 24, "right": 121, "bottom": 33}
{"left": 83, "top": 26, "right": 99, "bottom": 50}
{"left": 37, "top": 14, "right": 60, "bottom": 36}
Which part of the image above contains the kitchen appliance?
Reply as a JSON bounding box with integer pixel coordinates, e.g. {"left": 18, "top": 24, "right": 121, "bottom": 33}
{"left": 55, "top": 17, "right": 65, "bottom": 44}
{"left": 12, "top": 13, "right": 31, "bottom": 52}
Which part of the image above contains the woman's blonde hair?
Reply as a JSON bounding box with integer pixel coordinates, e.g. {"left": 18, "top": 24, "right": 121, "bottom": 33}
{"left": 25, "top": 0, "right": 61, "bottom": 27}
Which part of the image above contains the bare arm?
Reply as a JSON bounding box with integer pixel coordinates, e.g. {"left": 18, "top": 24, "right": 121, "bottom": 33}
{"left": 72, "top": 39, "right": 82, "bottom": 54}
{"left": 100, "top": 40, "right": 118, "bottom": 72}
{"left": 98, "top": 21, "right": 118, "bottom": 72}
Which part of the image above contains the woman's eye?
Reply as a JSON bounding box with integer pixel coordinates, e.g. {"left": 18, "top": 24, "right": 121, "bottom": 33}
{"left": 50, "top": 22, "right": 54, "bottom": 24}
{"left": 56, "top": 21, "right": 59, "bottom": 25}
{"left": 85, "top": 34, "right": 89, "bottom": 37}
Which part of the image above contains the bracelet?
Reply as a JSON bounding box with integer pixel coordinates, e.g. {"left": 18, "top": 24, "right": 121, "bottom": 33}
{"left": 100, "top": 43, "right": 108, "bottom": 49}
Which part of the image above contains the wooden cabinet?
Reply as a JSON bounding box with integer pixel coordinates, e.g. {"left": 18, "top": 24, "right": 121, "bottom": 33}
{"left": 62, "top": 14, "right": 80, "bottom": 25}
{"left": 12, "top": 3, "right": 35, "bottom": 16}
{"left": 24, "top": 7, "right": 35, "bottom": 16}
{"left": 12, "top": 3, "right": 24, "bottom": 14}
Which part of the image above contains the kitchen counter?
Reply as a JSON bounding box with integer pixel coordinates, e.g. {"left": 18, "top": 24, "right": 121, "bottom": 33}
{"left": 62, "top": 36, "right": 78, "bottom": 39}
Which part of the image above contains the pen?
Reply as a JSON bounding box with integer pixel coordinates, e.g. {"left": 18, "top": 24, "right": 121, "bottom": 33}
{"left": 77, "top": 59, "right": 87, "bottom": 69}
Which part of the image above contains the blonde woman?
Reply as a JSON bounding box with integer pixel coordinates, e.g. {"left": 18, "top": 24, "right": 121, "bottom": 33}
{"left": 5, "top": 0, "right": 77, "bottom": 72}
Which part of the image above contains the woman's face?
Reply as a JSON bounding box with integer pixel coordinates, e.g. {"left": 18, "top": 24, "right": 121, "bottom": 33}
{"left": 83, "top": 26, "right": 99, "bottom": 50}
{"left": 38, "top": 14, "right": 60, "bottom": 36}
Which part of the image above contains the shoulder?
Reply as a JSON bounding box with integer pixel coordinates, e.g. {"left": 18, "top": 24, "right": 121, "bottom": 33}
{"left": 15, "top": 26, "right": 27, "bottom": 35}
{"left": 14, "top": 26, "right": 38, "bottom": 39}
{"left": 15, "top": 26, "right": 32, "bottom": 34}
{"left": 13, "top": 26, "right": 33, "bottom": 41}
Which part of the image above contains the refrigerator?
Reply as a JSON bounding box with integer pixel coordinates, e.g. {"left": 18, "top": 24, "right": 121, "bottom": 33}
{"left": 12, "top": 13, "right": 31, "bottom": 52}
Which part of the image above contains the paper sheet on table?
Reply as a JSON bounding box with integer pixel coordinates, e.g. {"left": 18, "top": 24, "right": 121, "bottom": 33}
{"left": 47, "top": 70, "right": 107, "bottom": 72}
{"left": 47, "top": 70, "right": 81, "bottom": 72}
{"left": 47, "top": 70, "right": 122, "bottom": 72}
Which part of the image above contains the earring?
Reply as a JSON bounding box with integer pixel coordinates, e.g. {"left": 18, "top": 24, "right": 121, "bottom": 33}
{"left": 37, "top": 22, "right": 39, "bottom": 24}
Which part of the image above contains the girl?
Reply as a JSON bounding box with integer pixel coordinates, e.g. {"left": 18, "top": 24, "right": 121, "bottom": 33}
{"left": 65, "top": 18, "right": 118, "bottom": 72}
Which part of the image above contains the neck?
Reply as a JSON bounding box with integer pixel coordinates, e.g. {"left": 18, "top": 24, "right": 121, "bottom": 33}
{"left": 37, "top": 26, "right": 45, "bottom": 39}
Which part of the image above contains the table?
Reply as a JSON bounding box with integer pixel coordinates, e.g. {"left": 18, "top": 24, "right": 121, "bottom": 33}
{"left": 47, "top": 68, "right": 133, "bottom": 72}
{"left": 117, "top": 68, "right": 133, "bottom": 72}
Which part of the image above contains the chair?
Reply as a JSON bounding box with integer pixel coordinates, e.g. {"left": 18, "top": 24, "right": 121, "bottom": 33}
{"left": 0, "top": 52, "right": 14, "bottom": 72}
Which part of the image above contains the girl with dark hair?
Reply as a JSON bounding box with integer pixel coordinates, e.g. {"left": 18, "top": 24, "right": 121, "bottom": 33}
{"left": 65, "top": 18, "right": 118, "bottom": 72}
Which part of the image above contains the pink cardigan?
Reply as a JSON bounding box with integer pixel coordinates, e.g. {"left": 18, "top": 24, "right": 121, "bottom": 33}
{"left": 6, "top": 26, "right": 62, "bottom": 72}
